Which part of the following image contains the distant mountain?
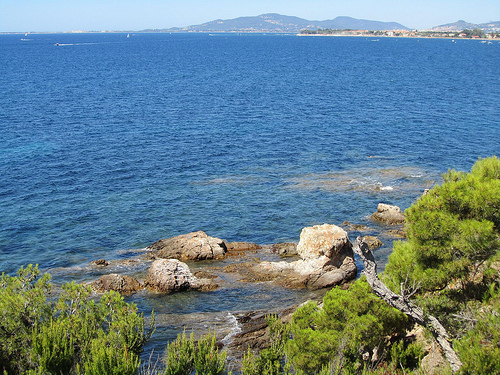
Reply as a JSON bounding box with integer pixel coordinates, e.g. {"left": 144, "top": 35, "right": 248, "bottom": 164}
{"left": 430, "top": 20, "right": 500, "bottom": 32}
{"left": 160, "top": 13, "right": 409, "bottom": 33}
{"left": 314, "top": 16, "right": 408, "bottom": 31}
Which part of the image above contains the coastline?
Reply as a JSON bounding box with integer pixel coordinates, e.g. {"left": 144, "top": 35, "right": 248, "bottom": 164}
{"left": 2, "top": 30, "right": 499, "bottom": 42}
{"left": 296, "top": 33, "right": 499, "bottom": 41}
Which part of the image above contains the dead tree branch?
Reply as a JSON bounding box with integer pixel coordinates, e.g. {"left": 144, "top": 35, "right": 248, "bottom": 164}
{"left": 353, "top": 237, "right": 462, "bottom": 373}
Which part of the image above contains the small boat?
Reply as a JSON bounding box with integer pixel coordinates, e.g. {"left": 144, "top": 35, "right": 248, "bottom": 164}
{"left": 127, "top": 33, "right": 130, "bottom": 38}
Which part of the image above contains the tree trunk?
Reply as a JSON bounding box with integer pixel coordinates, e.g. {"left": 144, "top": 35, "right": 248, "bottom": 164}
{"left": 353, "top": 237, "right": 462, "bottom": 373}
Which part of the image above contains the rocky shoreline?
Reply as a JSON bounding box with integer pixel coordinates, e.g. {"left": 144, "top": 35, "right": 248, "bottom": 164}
{"left": 88, "top": 203, "right": 405, "bottom": 296}
{"left": 77, "top": 203, "right": 407, "bottom": 365}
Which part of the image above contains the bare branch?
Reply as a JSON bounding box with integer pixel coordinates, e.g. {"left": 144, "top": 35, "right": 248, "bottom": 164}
{"left": 353, "top": 237, "right": 462, "bottom": 373}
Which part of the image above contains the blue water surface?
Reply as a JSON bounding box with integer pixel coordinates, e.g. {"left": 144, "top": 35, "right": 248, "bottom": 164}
{"left": 1, "top": 33, "right": 499, "bottom": 273}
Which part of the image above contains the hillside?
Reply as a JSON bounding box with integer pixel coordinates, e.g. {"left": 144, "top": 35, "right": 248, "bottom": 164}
{"left": 430, "top": 19, "right": 500, "bottom": 32}
{"left": 159, "top": 13, "right": 409, "bottom": 33}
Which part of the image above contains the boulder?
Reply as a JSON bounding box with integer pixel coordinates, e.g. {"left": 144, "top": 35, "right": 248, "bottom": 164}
{"left": 297, "top": 257, "right": 357, "bottom": 289}
{"left": 257, "top": 257, "right": 356, "bottom": 290}
{"left": 148, "top": 231, "right": 227, "bottom": 261}
{"left": 254, "top": 224, "right": 357, "bottom": 289}
{"left": 297, "top": 223, "right": 352, "bottom": 265}
{"left": 372, "top": 203, "right": 405, "bottom": 225}
{"left": 91, "top": 274, "right": 142, "bottom": 294}
{"left": 145, "top": 259, "right": 218, "bottom": 293}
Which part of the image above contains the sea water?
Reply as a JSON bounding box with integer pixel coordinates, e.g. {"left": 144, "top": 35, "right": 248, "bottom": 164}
{"left": 1, "top": 32, "right": 499, "bottom": 360}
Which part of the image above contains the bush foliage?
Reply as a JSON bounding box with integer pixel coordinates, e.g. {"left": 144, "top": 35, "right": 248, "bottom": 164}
{"left": 383, "top": 156, "right": 500, "bottom": 372}
{"left": 163, "top": 331, "right": 226, "bottom": 375}
{"left": 286, "top": 278, "right": 408, "bottom": 374}
{"left": 455, "top": 285, "right": 500, "bottom": 375}
{"left": 242, "top": 314, "right": 291, "bottom": 375}
{"left": 0, "top": 265, "right": 153, "bottom": 374}
{"left": 385, "top": 156, "right": 500, "bottom": 297}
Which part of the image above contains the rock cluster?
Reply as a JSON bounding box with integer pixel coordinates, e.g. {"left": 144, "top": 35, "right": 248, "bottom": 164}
{"left": 148, "top": 231, "right": 227, "bottom": 261}
{"left": 255, "top": 224, "right": 357, "bottom": 289}
{"left": 90, "top": 205, "right": 404, "bottom": 296}
{"left": 90, "top": 258, "right": 218, "bottom": 295}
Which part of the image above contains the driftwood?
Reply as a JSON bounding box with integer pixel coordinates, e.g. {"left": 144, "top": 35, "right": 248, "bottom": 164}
{"left": 353, "top": 237, "right": 462, "bottom": 373}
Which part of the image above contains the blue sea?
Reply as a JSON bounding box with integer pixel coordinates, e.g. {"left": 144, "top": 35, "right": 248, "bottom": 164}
{"left": 1, "top": 32, "right": 499, "bottom": 361}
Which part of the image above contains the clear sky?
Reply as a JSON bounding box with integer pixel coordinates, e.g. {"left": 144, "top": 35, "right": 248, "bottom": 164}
{"left": 1, "top": 0, "right": 499, "bottom": 33}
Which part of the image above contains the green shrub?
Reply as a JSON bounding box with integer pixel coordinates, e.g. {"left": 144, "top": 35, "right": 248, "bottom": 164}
{"left": 163, "top": 331, "right": 226, "bottom": 375}
{"left": 0, "top": 265, "right": 52, "bottom": 373}
{"left": 241, "top": 314, "right": 291, "bottom": 375}
{"left": 83, "top": 335, "right": 140, "bottom": 375}
{"left": 386, "top": 156, "right": 500, "bottom": 297}
{"left": 0, "top": 265, "right": 154, "bottom": 374}
{"left": 388, "top": 340, "right": 423, "bottom": 371}
{"left": 193, "top": 332, "right": 226, "bottom": 375}
{"left": 455, "top": 285, "right": 500, "bottom": 374}
{"left": 31, "top": 319, "right": 75, "bottom": 374}
{"left": 286, "top": 278, "right": 407, "bottom": 374}
{"left": 163, "top": 331, "right": 195, "bottom": 375}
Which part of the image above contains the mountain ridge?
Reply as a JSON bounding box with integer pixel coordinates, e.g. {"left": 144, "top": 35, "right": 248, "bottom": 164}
{"left": 156, "top": 13, "right": 409, "bottom": 33}
{"left": 429, "top": 20, "right": 500, "bottom": 32}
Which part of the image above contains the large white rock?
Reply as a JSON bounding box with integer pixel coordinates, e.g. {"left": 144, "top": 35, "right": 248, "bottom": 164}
{"left": 255, "top": 224, "right": 356, "bottom": 289}
{"left": 297, "top": 223, "right": 352, "bottom": 265}
{"left": 145, "top": 259, "right": 216, "bottom": 293}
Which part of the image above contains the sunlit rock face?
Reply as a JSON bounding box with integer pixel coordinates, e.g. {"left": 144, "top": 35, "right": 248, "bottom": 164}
{"left": 145, "top": 259, "right": 218, "bottom": 293}
{"left": 255, "top": 224, "right": 357, "bottom": 289}
{"left": 372, "top": 203, "right": 405, "bottom": 225}
{"left": 148, "top": 231, "right": 227, "bottom": 261}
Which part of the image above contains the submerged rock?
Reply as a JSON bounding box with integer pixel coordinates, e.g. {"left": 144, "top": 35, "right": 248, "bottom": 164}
{"left": 341, "top": 220, "right": 370, "bottom": 232}
{"left": 271, "top": 243, "right": 298, "bottom": 257}
{"left": 89, "top": 259, "right": 109, "bottom": 267}
{"left": 148, "top": 231, "right": 227, "bottom": 261}
{"left": 225, "top": 242, "right": 261, "bottom": 256}
{"left": 145, "top": 259, "right": 218, "bottom": 293}
{"left": 372, "top": 203, "right": 405, "bottom": 225}
{"left": 90, "top": 274, "right": 142, "bottom": 294}
{"left": 363, "top": 235, "right": 383, "bottom": 249}
{"left": 387, "top": 229, "right": 407, "bottom": 238}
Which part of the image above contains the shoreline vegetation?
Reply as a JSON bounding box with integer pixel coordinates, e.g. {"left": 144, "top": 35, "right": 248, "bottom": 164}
{"left": 1, "top": 156, "right": 499, "bottom": 374}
